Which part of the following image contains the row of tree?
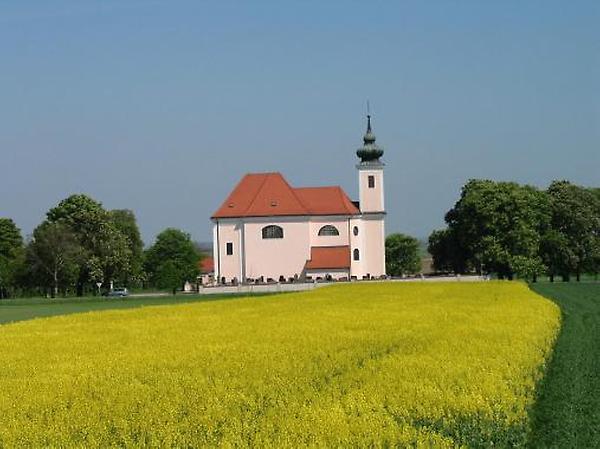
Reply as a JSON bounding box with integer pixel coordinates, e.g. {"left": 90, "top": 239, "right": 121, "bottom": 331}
{"left": 428, "top": 180, "right": 600, "bottom": 281}
{"left": 3, "top": 179, "right": 597, "bottom": 296}
{"left": 0, "top": 194, "right": 201, "bottom": 298}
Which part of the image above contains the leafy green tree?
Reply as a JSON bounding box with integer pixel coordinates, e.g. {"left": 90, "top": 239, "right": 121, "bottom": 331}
{"left": 589, "top": 188, "right": 600, "bottom": 279}
{"left": 0, "top": 218, "right": 24, "bottom": 298}
{"left": 109, "top": 209, "right": 145, "bottom": 286}
{"left": 386, "top": 233, "right": 421, "bottom": 276}
{"left": 440, "top": 180, "right": 550, "bottom": 278}
{"left": 47, "top": 194, "right": 107, "bottom": 237}
{"left": 145, "top": 228, "right": 199, "bottom": 294}
{"left": 547, "top": 181, "right": 600, "bottom": 281}
{"left": 47, "top": 194, "right": 132, "bottom": 294}
{"left": 511, "top": 255, "right": 546, "bottom": 282}
{"left": 430, "top": 179, "right": 599, "bottom": 281}
{"left": 154, "top": 260, "right": 181, "bottom": 295}
{"left": 90, "top": 222, "right": 132, "bottom": 288}
{"left": 0, "top": 218, "right": 23, "bottom": 258}
{"left": 539, "top": 229, "right": 575, "bottom": 282}
{"left": 27, "top": 221, "right": 83, "bottom": 297}
{"left": 428, "top": 228, "right": 468, "bottom": 273}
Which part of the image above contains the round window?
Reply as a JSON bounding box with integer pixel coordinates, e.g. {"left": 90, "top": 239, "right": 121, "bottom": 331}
{"left": 353, "top": 226, "right": 359, "bottom": 236}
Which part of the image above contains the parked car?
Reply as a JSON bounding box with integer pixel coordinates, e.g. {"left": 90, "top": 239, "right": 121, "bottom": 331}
{"left": 106, "top": 288, "right": 129, "bottom": 297}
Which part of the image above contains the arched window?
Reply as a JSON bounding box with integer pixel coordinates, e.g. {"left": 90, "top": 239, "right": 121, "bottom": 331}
{"left": 353, "top": 249, "right": 360, "bottom": 261}
{"left": 262, "top": 225, "right": 284, "bottom": 239}
{"left": 353, "top": 226, "right": 359, "bottom": 236}
{"left": 318, "top": 225, "right": 339, "bottom": 236}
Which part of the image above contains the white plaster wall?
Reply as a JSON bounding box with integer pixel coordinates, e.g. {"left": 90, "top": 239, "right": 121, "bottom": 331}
{"left": 216, "top": 221, "right": 242, "bottom": 282}
{"left": 363, "top": 215, "right": 386, "bottom": 277}
{"left": 349, "top": 217, "right": 365, "bottom": 278}
{"left": 358, "top": 167, "right": 385, "bottom": 213}
{"left": 213, "top": 214, "right": 383, "bottom": 282}
{"left": 243, "top": 218, "right": 311, "bottom": 280}
{"left": 212, "top": 223, "right": 219, "bottom": 278}
{"left": 309, "top": 218, "right": 350, "bottom": 247}
{"left": 350, "top": 215, "right": 386, "bottom": 278}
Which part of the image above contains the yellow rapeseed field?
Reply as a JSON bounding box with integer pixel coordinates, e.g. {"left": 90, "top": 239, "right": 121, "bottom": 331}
{"left": 0, "top": 282, "right": 559, "bottom": 448}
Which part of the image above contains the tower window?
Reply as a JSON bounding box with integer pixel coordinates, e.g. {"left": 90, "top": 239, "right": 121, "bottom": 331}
{"left": 353, "top": 249, "right": 360, "bottom": 261}
{"left": 318, "top": 225, "right": 339, "bottom": 236}
{"left": 353, "top": 226, "right": 359, "bottom": 236}
{"left": 368, "top": 175, "right": 375, "bottom": 188}
{"left": 262, "top": 225, "right": 284, "bottom": 239}
{"left": 226, "top": 242, "right": 233, "bottom": 255}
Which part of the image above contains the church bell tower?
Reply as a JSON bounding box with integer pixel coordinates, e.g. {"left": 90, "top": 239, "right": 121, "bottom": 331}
{"left": 350, "top": 114, "right": 386, "bottom": 279}
{"left": 357, "top": 115, "right": 385, "bottom": 213}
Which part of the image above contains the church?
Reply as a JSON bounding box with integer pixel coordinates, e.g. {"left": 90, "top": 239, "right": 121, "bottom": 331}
{"left": 211, "top": 116, "right": 386, "bottom": 284}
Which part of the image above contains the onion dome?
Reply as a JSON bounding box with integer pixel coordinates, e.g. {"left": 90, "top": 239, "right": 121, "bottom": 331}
{"left": 356, "top": 115, "right": 384, "bottom": 162}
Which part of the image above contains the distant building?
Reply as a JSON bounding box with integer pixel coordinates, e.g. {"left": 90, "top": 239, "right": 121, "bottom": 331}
{"left": 211, "top": 116, "right": 386, "bottom": 283}
{"left": 199, "top": 257, "right": 215, "bottom": 286}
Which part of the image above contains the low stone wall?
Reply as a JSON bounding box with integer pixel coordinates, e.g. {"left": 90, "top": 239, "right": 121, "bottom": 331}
{"left": 199, "top": 275, "right": 486, "bottom": 296}
{"left": 199, "top": 282, "right": 324, "bottom": 295}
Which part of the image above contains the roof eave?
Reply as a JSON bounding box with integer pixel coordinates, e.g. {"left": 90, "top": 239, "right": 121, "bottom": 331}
{"left": 212, "top": 212, "right": 360, "bottom": 220}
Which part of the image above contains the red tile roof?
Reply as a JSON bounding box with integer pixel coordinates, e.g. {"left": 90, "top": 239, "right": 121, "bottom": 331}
{"left": 305, "top": 246, "right": 350, "bottom": 270}
{"left": 212, "top": 172, "right": 359, "bottom": 218}
{"left": 295, "top": 187, "right": 359, "bottom": 215}
{"left": 199, "top": 257, "right": 214, "bottom": 273}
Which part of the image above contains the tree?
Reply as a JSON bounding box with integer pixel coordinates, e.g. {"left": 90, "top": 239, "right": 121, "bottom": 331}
{"left": 109, "top": 209, "right": 145, "bottom": 286}
{"left": 88, "top": 221, "right": 132, "bottom": 288}
{"left": 27, "top": 221, "right": 83, "bottom": 297}
{"left": 385, "top": 233, "right": 421, "bottom": 276}
{"left": 0, "top": 218, "right": 23, "bottom": 258}
{"left": 154, "top": 260, "right": 181, "bottom": 295}
{"left": 539, "top": 229, "right": 575, "bottom": 282}
{"left": 427, "top": 228, "right": 468, "bottom": 274}
{"left": 46, "top": 194, "right": 132, "bottom": 294}
{"left": 429, "top": 178, "right": 599, "bottom": 281}
{"left": 546, "top": 181, "right": 600, "bottom": 281}
{"left": 0, "top": 218, "right": 24, "bottom": 298}
{"left": 587, "top": 188, "right": 600, "bottom": 279}
{"left": 439, "top": 180, "right": 550, "bottom": 278}
{"left": 511, "top": 255, "right": 546, "bottom": 283}
{"left": 145, "top": 228, "right": 199, "bottom": 294}
{"left": 47, "top": 194, "right": 107, "bottom": 238}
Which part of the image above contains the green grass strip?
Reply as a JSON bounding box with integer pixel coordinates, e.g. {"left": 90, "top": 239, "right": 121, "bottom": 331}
{"left": 528, "top": 283, "right": 600, "bottom": 448}
{"left": 0, "top": 292, "right": 273, "bottom": 325}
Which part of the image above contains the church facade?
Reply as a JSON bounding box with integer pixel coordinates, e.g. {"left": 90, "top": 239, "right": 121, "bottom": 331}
{"left": 211, "top": 116, "right": 386, "bottom": 283}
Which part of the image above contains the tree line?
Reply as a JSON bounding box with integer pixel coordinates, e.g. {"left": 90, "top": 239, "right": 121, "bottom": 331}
{"left": 428, "top": 180, "right": 600, "bottom": 281}
{"left": 2, "top": 179, "right": 598, "bottom": 297}
{"left": 0, "top": 194, "right": 200, "bottom": 298}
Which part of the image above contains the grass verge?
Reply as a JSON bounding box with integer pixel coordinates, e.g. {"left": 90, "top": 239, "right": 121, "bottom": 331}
{"left": 528, "top": 282, "right": 600, "bottom": 448}
{"left": 0, "top": 293, "right": 272, "bottom": 325}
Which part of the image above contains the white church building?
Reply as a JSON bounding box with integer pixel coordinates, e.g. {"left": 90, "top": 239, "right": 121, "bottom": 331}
{"left": 211, "top": 116, "right": 386, "bottom": 283}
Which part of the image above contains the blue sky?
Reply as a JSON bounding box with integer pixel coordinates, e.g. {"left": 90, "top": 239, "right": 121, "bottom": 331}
{"left": 1, "top": 1, "right": 598, "bottom": 245}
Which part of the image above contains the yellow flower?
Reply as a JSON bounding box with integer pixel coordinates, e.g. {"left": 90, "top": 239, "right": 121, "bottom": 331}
{"left": 0, "top": 282, "right": 559, "bottom": 448}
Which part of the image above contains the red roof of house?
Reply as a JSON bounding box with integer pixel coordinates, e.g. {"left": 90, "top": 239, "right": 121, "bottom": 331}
{"left": 199, "top": 257, "right": 214, "bottom": 274}
{"left": 212, "top": 172, "right": 359, "bottom": 219}
{"left": 305, "top": 246, "right": 350, "bottom": 270}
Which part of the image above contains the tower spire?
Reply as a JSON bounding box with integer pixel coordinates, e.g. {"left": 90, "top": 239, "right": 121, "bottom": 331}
{"left": 356, "top": 111, "right": 383, "bottom": 163}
